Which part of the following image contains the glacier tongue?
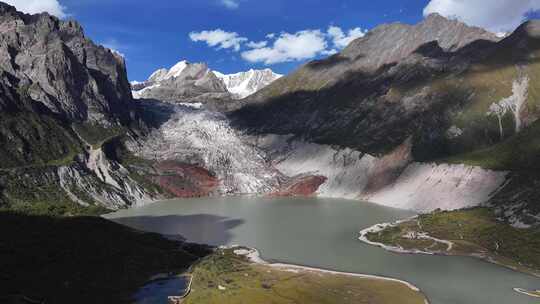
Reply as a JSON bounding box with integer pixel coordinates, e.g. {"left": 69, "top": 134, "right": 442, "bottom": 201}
{"left": 133, "top": 103, "right": 282, "bottom": 194}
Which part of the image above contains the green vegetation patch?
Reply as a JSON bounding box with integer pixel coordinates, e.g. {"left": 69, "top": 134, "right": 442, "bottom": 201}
{"left": 73, "top": 122, "right": 125, "bottom": 149}
{"left": 367, "top": 208, "right": 540, "bottom": 275}
{"left": 184, "top": 248, "right": 427, "bottom": 304}
{"left": 0, "top": 112, "right": 82, "bottom": 169}
{"left": 0, "top": 165, "right": 108, "bottom": 217}
{"left": 444, "top": 120, "right": 540, "bottom": 170}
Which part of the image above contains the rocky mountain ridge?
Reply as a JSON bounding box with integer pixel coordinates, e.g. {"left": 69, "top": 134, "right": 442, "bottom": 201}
{"left": 132, "top": 61, "right": 282, "bottom": 102}
{"left": 131, "top": 60, "right": 231, "bottom": 103}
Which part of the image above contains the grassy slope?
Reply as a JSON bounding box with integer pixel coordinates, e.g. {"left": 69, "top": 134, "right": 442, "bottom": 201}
{"left": 0, "top": 112, "right": 83, "bottom": 169}
{"left": 0, "top": 212, "right": 212, "bottom": 304}
{"left": 444, "top": 119, "right": 540, "bottom": 170}
{"left": 184, "top": 248, "right": 427, "bottom": 304}
{"left": 367, "top": 208, "right": 540, "bottom": 275}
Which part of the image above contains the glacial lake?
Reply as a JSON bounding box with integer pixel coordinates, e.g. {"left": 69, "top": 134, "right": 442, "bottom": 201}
{"left": 105, "top": 197, "right": 540, "bottom": 304}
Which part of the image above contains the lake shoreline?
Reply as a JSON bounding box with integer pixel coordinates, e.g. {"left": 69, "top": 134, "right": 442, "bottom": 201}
{"left": 228, "top": 245, "right": 425, "bottom": 293}
{"left": 106, "top": 196, "right": 540, "bottom": 304}
{"left": 513, "top": 288, "right": 540, "bottom": 298}
{"left": 181, "top": 246, "right": 429, "bottom": 304}
{"left": 358, "top": 218, "right": 540, "bottom": 280}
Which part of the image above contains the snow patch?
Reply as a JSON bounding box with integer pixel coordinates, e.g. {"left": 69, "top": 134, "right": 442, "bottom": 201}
{"left": 132, "top": 83, "right": 161, "bottom": 99}
{"left": 487, "top": 76, "right": 529, "bottom": 137}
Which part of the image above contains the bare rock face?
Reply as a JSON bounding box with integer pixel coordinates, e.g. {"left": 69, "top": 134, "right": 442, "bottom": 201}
{"left": 0, "top": 2, "right": 134, "bottom": 123}
{"left": 341, "top": 13, "right": 499, "bottom": 72}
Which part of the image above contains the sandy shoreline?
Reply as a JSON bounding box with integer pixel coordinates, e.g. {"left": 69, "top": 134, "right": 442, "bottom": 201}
{"left": 513, "top": 288, "right": 540, "bottom": 298}
{"left": 228, "top": 245, "right": 425, "bottom": 294}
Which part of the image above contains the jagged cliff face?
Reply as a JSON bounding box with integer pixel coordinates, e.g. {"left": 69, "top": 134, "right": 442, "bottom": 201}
{"left": 0, "top": 2, "right": 137, "bottom": 168}
{"left": 0, "top": 3, "right": 155, "bottom": 212}
{"left": 0, "top": 4, "right": 133, "bottom": 124}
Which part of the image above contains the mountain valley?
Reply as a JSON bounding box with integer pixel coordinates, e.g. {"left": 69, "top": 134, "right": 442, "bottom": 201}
{"left": 2, "top": 1, "right": 540, "bottom": 303}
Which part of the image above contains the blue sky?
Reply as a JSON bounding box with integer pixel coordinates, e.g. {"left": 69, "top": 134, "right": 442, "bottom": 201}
{"left": 7, "top": 0, "right": 540, "bottom": 81}
{"left": 58, "top": 0, "right": 430, "bottom": 81}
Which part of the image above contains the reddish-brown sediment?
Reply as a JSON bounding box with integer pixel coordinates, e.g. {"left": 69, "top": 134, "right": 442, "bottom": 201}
{"left": 362, "top": 137, "right": 412, "bottom": 195}
{"left": 272, "top": 175, "right": 327, "bottom": 197}
{"left": 150, "top": 161, "right": 219, "bottom": 198}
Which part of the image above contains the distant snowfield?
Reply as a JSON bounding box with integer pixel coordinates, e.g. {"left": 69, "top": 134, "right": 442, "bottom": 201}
{"left": 132, "top": 102, "right": 508, "bottom": 212}
{"left": 214, "top": 69, "right": 282, "bottom": 99}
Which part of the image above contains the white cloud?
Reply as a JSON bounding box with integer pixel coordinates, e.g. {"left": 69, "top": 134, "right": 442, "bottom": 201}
{"left": 246, "top": 41, "right": 268, "bottom": 48}
{"left": 321, "top": 49, "right": 338, "bottom": 56}
{"left": 191, "top": 25, "right": 368, "bottom": 65}
{"left": 4, "top": 0, "right": 66, "bottom": 18}
{"left": 327, "top": 26, "right": 367, "bottom": 49}
{"left": 190, "top": 29, "right": 248, "bottom": 51}
{"left": 241, "top": 30, "right": 328, "bottom": 64}
{"left": 424, "top": 0, "right": 540, "bottom": 34}
{"left": 220, "top": 0, "right": 240, "bottom": 9}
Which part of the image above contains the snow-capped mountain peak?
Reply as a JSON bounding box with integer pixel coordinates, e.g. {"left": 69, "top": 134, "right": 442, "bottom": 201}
{"left": 148, "top": 60, "right": 188, "bottom": 83}
{"left": 214, "top": 68, "right": 282, "bottom": 99}
{"left": 131, "top": 59, "right": 282, "bottom": 101}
